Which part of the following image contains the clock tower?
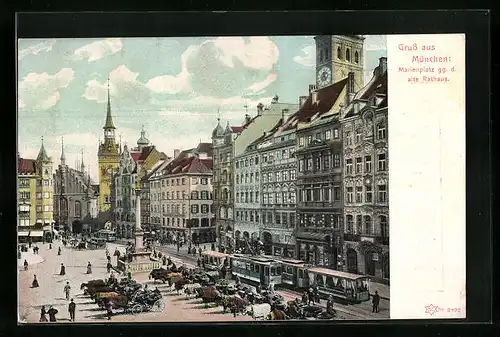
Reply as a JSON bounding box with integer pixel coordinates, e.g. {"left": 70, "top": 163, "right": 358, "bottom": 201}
{"left": 314, "top": 35, "right": 365, "bottom": 90}
{"left": 97, "top": 79, "right": 120, "bottom": 212}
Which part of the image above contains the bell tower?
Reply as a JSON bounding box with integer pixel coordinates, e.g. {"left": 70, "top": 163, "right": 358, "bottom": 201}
{"left": 314, "top": 35, "right": 365, "bottom": 90}
{"left": 97, "top": 78, "right": 120, "bottom": 213}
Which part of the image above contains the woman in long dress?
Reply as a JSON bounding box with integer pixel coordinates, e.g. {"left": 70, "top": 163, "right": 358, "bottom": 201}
{"left": 59, "top": 263, "right": 66, "bottom": 276}
{"left": 32, "top": 275, "right": 39, "bottom": 288}
{"left": 39, "top": 306, "right": 48, "bottom": 322}
{"left": 87, "top": 262, "right": 92, "bottom": 274}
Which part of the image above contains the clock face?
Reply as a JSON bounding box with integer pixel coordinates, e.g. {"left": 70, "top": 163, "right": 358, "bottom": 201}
{"left": 317, "top": 66, "right": 332, "bottom": 87}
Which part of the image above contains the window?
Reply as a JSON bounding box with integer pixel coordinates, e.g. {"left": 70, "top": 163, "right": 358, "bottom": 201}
{"left": 176, "top": 191, "right": 180, "bottom": 199}
{"left": 307, "top": 135, "right": 312, "bottom": 145}
{"left": 346, "top": 187, "right": 353, "bottom": 203}
{"left": 366, "top": 185, "right": 373, "bottom": 203}
{"left": 182, "top": 204, "right": 186, "bottom": 214}
{"left": 378, "top": 124, "right": 387, "bottom": 139}
{"left": 263, "top": 174, "right": 268, "bottom": 183}
{"left": 282, "top": 149, "right": 288, "bottom": 159}
{"left": 256, "top": 191, "right": 259, "bottom": 202}
{"left": 355, "top": 186, "right": 363, "bottom": 203}
{"left": 346, "top": 159, "right": 353, "bottom": 174}
{"left": 176, "top": 179, "right": 180, "bottom": 185}
{"left": 201, "top": 178, "right": 208, "bottom": 185}
{"left": 255, "top": 157, "right": 259, "bottom": 165}
{"left": 235, "top": 161, "right": 239, "bottom": 169}
{"left": 333, "top": 128, "right": 339, "bottom": 139}
{"left": 191, "top": 205, "right": 199, "bottom": 213}
{"left": 283, "top": 170, "right": 289, "bottom": 181}
{"left": 355, "top": 129, "right": 362, "bottom": 143}
{"left": 44, "top": 205, "right": 50, "bottom": 212}
{"left": 355, "top": 157, "right": 363, "bottom": 173}
{"left": 346, "top": 48, "right": 351, "bottom": 62}
{"left": 378, "top": 184, "right": 387, "bottom": 202}
{"left": 250, "top": 173, "right": 254, "bottom": 183}
{"left": 276, "top": 171, "right": 281, "bottom": 182}
{"left": 337, "top": 46, "right": 342, "bottom": 59}
{"left": 75, "top": 201, "right": 81, "bottom": 217}
{"left": 268, "top": 173, "right": 273, "bottom": 182}
{"left": 365, "top": 156, "right": 372, "bottom": 173}
{"left": 162, "top": 180, "right": 165, "bottom": 187}
{"left": 378, "top": 153, "right": 387, "bottom": 171}
{"left": 346, "top": 215, "right": 354, "bottom": 233}
{"left": 356, "top": 215, "right": 362, "bottom": 233}
{"left": 334, "top": 153, "right": 341, "bottom": 168}
{"left": 314, "top": 156, "right": 321, "bottom": 171}
{"left": 191, "top": 191, "right": 198, "bottom": 199}
{"left": 324, "top": 130, "right": 332, "bottom": 140}
{"left": 364, "top": 215, "right": 372, "bottom": 234}
{"left": 290, "top": 190, "right": 296, "bottom": 204}
{"left": 36, "top": 192, "right": 42, "bottom": 199}
{"left": 290, "top": 170, "right": 296, "bottom": 180}
{"left": 263, "top": 193, "right": 268, "bottom": 204}
{"left": 319, "top": 49, "right": 324, "bottom": 62}
{"left": 182, "top": 191, "right": 187, "bottom": 199}
{"left": 380, "top": 216, "right": 389, "bottom": 238}
{"left": 323, "top": 187, "right": 330, "bottom": 201}
{"left": 333, "top": 187, "right": 341, "bottom": 201}
{"left": 345, "top": 131, "right": 352, "bottom": 145}
{"left": 355, "top": 51, "right": 359, "bottom": 63}
{"left": 201, "top": 191, "right": 208, "bottom": 200}
{"left": 307, "top": 158, "right": 313, "bottom": 171}
{"left": 276, "top": 192, "right": 282, "bottom": 204}
{"left": 299, "top": 137, "right": 304, "bottom": 147}
{"left": 269, "top": 193, "right": 274, "bottom": 204}
{"left": 299, "top": 160, "right": 305, "bottom": 172}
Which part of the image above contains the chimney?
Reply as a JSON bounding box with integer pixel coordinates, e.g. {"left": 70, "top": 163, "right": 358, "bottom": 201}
{"left": 281, "top": 109, "right": 289, "bottom": 120}
{"left": 346, "top": 72, "right": 356, "bottom": 104}
{"left": 379, "top": 57, "right": 388, "bottom": 75}
{"left": 174, "top": 149, "right": 180, "bottom": 158}
{"left": 257, "top": 102, "right": 264, "bottom": 116}
{"left": 299, "top": 96, "right": 307, "bottom": 108}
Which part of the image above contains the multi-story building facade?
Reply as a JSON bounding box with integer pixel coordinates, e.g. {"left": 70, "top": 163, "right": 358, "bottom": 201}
{"left": 233, "top": 143, "right": 261, "bottom": 254}
{"left": 97, "top": 83, "right": 120, "bottom": 214}
{"left": 114, "top": 144, "right": 138, "bottom": 239}
{"left": 53, "top": 140, "right": 98, "bottom": 233}
{"left": 160, "top": 143, "right": 215, "bottom": 244}
{"left": 340, "top": 57, "right": 389, "bottom": 282}
{"left": 257, "top": 110, "right": 298, "bottom": 257}
{"left": 212, "top": 120, "right": 241, "bottom": 251}
{"left": 17, "top": 140, "right": 54, "bottom": 243}
{"left": 293, "top": 34, "right": 366, "bottom": 269}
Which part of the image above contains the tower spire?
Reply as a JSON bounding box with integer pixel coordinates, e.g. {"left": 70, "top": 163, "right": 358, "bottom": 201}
{"left": 104, "top": 78, "right": 115, "bottom": 130}
{"left": 60, "top": 136, "right": 66, "bottom": 166}
{"left": 81, "top": 149, "right": 85, "bottom": 172}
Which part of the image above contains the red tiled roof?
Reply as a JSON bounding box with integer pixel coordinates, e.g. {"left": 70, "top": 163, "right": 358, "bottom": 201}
{"left": 282, "top": 79, "right": 347, "bottom": 131}
{"left": 199, "top": 158, "right": 213, "bottom": 170}
{"left": 231, "top": 126, "right": 245, "bottom": 133}
{"left": 138, "top": 146, "right": 154, "bottom": 161}
{"left": 18, "top": 158, "right": 36, "bottom": 174}
{"left": 196, "top": 142, "right": 213, "bottom": 156}
{"left": 360, "top": 72, "right": 387, "bottom": 99}
{"left": 164, "top": 156, "right": 213, "bottom": 175}
{"left": 131, "top": 152, "right": 141, "bottom": 162}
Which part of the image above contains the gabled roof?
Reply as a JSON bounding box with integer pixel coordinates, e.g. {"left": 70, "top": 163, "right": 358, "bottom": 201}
{"left": 344, "top": 70, "right": 388, "bottom": 118}
{"left": 18, "top": 158, "right": 36, "bottom": 174}
{"left": 282, "top": 78, "right": 347, "bottom": 131}
{"left": 163, "top": 154, "right": 212, "bottom": 176}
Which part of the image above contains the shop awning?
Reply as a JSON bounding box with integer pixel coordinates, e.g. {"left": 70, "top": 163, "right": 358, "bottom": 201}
{"left": 18, "top": 231, "right": 44, "bottom": 237}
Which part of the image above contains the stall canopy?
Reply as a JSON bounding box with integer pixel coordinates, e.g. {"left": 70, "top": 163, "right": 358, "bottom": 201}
{"left": 18, "top": 231, "right": 44, "bottom": 237}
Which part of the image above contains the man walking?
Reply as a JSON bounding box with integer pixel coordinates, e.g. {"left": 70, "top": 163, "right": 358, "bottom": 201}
{"left": 372, "top": 290, "right": 380, "bottom": 313}
{"left": 68, "top": 298, "right": 76, "bottom": 321}
{"left": 64, "top": 282, "right": 71, "bottom": 301}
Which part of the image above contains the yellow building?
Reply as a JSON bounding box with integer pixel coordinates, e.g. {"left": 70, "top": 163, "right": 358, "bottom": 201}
{"left": 17, "top": 140, "right": 54, "bottom": 242}
{"left": 97, "top": 82, "right": 120, "bottom": 213}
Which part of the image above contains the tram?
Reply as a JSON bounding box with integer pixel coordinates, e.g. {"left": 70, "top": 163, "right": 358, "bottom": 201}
{"left": 201, "top": 250, "right": 231, "bottom": 271}
{"left": 231, "top": 254, "right": 282, "bottom": 286}
{"left": 96, "top": 229, "right": 116, "bottom": 242}
{"left": 271, "top": 257, "right": 311, "bottom": 289}
{"left": 307, "top": 267, "right": 371, "bottom": 303}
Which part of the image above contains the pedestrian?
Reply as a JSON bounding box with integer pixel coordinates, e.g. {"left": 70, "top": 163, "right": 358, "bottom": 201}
{"left": 372, "top": 290, "right": 380, "bottom": 313}
{"left": 49, "top": 243, "right": 52, "bottom": 250}
{"left": 23, "top": 259, "right": 28, "bottom": 271}
{"left": 162, "top": 256, "right": 167, "bottom": 266}
{"left": 106, "top": 301, "right": 113, "bottom": 320}
{"left": 47, "top": 306, "right": 58, "bottom": 322}
{"left": 39, "top": 306, "right": 48, "bottom": 322}
{"left": 31, "top": 275, "right": 39, "bottom": 288}
{"left": 270, "top": 282, "right": 275, "bottom": 293}
{"left": 68, "top": 298, "right": 76, "bottom": 321}
{"left": 302, "top": 291, "right": 309, "bottom": 305}
{"left": 198, "top": 247, "right": 202, "bottom": 257}
{"left": 127, "top": 270, "right": 132, "bottom": 280}
{"left": 203, "top": 245, "right": 206, "bottom": 251}
{"left": 87, "top": 262, "right": 92, "bottom": 274}
{"left": 58, "top": 247, "right": 61, "bottom": 256}
{"left": 107, "top": 262, "right": 112, "bottom": 273}
{"left": 256, "top": 284, "right": 261, "bottom": 295}
{"left": 326, "top": 295, "right": 335, "bottom": 315}
{"left": 59, "top": 263, "right": 66, "bottom": 276}
{"left": 211, "top": 243, "right": 215, "bottom": 251}
{"left": 64, "top": 282, "right": 71, "bottom": 300}
{"left": 236, "top": 275, "right": 241, "bottom": 286}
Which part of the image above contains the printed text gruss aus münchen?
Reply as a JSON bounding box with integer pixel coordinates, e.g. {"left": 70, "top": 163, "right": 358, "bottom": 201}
{"left": 412, "top": 55, "right": 451, "bottom": 64}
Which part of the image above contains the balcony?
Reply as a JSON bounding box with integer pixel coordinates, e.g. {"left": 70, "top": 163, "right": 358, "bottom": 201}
{"left": 298, "top": 201, "right": 342, "bottom": 209}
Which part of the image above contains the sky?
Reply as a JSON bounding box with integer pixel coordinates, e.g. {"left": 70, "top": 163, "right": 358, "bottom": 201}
{"left": 17, "top": 35, "right": 387, "bottom": 182}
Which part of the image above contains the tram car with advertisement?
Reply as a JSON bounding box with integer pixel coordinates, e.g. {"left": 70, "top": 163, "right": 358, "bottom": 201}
{"left": 307, "top": 267, "right": 371, "bottom": 303}
{"left": 201, "top": 250, "right": 231, "bottom": 271}
{"left": 230, "top": 254, "right": 282, "bottom": 286}
{"left": 271, "top": 257, "right": 311, "bottom": 289}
